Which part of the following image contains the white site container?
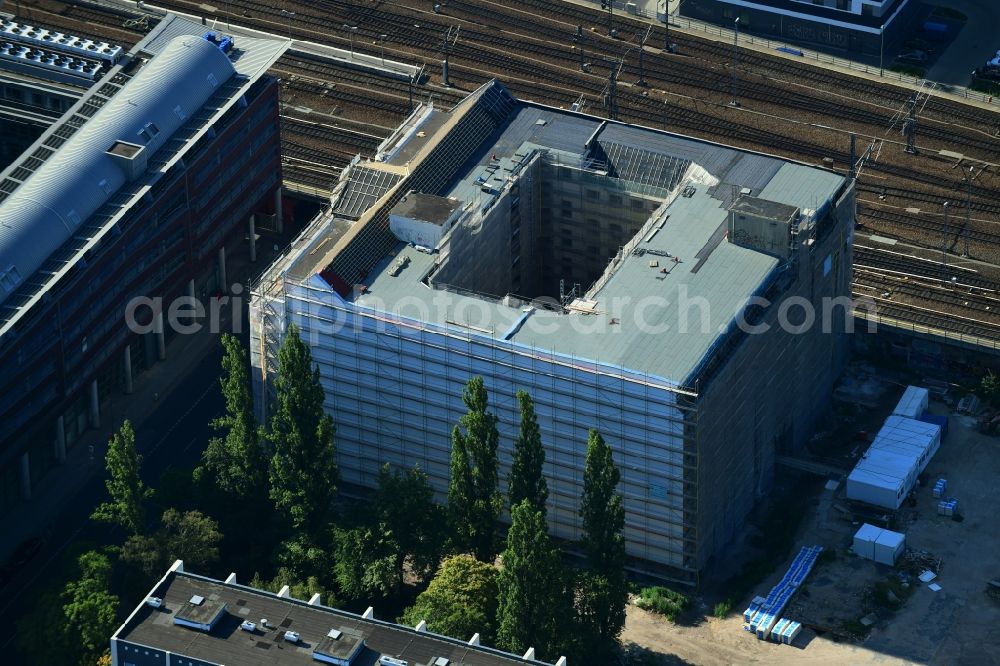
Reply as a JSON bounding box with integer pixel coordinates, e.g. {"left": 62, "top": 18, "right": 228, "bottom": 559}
{"left": 873, "top": 529, "right": 905, "bottom": 565}
{"left": 846, "top": 448, "right": 917, "bottom": 509}
{"left": 853, "top": 523, "right": 882, "bottom": 560}
{"left": 893, "top": 386, "right": 929, "bottom": 419}
{"left": 872, "top": 415, "right": 941, "bottom": 474}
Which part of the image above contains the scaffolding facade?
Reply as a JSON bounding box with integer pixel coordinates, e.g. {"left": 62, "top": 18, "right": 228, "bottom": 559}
{"left": 252, "top": 275, "right": 701, "bottom": 580}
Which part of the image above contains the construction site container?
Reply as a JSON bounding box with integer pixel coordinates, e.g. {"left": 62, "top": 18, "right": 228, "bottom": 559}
{"left": 893, "top": 386, "right": 929, "bottom": 419}
{"left": 847, "top": 448, "right": 915, "bottom": 509}
{"left": 847, "top": 414, "right": 942, "bottom": 509}
{"left": 853, "top": 523, "right": 882, "bottom": 559}
{"left": 873, "top": 529, "right": 905, "bottom": 565}
{"left": 871, "top": 415, "right": 941, "bottom": 474}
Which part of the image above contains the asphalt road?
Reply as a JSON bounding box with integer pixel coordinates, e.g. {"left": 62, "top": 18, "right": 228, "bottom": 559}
{"left": 924, "top": 0, "right": 998, "bottom": 85}
{"left": 0, "top": 342, "right": 225, "bottom": 664}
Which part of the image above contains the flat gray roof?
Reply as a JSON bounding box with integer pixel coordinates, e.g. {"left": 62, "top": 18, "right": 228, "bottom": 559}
{"left": 391, "top": 191, "right": 462, "bottom": 226}
{"left": 729, "top": 195, "right": 799, "bottom": 221}
{"left": 278, "top": 81, "right": 847, "bottom": 387}
{"left": 115, "top": 569, "right": 553, "bottom": 666}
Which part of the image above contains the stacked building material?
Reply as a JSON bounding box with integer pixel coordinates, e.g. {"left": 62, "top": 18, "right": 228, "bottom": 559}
{"left": 769, "top": 618, "right": 802, "bottom": 644}
{"left": 932, "top": 479, "right": 947, "bottom": 499}
{"left": 937, "top": 498, "right": 959, "bottom": 516}
{"left": 743, "top": 545, "right": 822, "bottom": 642}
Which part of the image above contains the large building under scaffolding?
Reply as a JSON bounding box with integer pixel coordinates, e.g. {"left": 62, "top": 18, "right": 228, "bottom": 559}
{"left": 250, "top": 81, "right": 855, "bottom": 583}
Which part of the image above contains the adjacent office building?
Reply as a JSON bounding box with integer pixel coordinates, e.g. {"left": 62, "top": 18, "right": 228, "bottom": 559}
{"left": 0, "top": 14, "right": 287, "bottom": 515}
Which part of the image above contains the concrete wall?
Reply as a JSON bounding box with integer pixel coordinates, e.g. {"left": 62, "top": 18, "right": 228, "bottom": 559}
{"left": 538, "top": 162, "right": 661, "bottom": 299}
{"left": 431, "top": 189, "right": 515, "bottom": 298}
{"left": 426, "top": 156, "right": 663, "bottom": 303}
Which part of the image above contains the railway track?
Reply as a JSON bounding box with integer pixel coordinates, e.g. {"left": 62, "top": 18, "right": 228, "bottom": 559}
{"left": 858, "top": 203, "right": 1000, "bottom": 248}
{"left": 853, "top": 245, "right": 1000, "bottom": 290}
{"left": 19, "top": 0, "right": 1000, "bottom": 340}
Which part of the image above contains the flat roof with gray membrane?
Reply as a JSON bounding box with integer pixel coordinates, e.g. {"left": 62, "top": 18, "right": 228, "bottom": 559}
{"left": 115, "top": 571, "right": 548, "bottom": 666}
{"left": 285, "top": 81, "right": 847, "bottom": 387}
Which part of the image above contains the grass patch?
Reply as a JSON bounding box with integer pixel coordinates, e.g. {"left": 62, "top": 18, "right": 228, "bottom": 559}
{"left": 931, "top": 6, "right": 967, "bottom": 21}
{"left": 713, "top": 599, "right": 732, "bottom": 619}
{"left": 889, "top": 63, "right": 926, "bottom": 78}
{"left": 635, "top": 586, "right": 690, "bottom": 622}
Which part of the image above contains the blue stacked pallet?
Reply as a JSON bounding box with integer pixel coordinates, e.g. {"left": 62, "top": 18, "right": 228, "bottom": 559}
{"left": 932, "top": 479, "right": 947, "bottom": 499}
{"left": 770, "top": 618, "right": 790, "bottom": 642}
{"left": 742, "top": 546, "right": 823, "bottom": 641}
{"left": 743, "top": 597, "right": 766, "bottom": 631}
{"left": 777, "top": 619, "right": 802, "bottom": 644}
{"left": 937, "top": 498, "right": 958, "bottom": 516}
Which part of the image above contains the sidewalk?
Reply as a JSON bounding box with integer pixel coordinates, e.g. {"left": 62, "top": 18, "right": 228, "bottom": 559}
{"left": 0, "top": 235, "right": 285, "bottom": 562}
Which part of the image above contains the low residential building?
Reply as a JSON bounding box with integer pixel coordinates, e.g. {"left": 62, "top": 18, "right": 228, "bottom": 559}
{"left": 111, "top": 560, "right": 562, "bottom": 666}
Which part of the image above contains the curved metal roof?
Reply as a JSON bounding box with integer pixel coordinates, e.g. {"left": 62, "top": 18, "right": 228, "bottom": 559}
{"left": 0, "top": 35, "right": 236, "bottom": 304}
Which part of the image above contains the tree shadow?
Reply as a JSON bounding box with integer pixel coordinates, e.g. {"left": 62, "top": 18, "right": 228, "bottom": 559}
{"left": 621, "top": 641, "right": 697, "bottom": 666}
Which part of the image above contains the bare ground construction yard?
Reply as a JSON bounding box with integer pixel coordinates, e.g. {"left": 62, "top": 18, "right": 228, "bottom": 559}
{"left": 621, "top": 378, "right": 1000, "bottom": 665}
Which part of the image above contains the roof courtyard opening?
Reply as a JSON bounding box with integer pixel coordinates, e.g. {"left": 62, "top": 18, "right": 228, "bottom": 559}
{"left": 387, "top": 130, "right": 710, "bottom": 308}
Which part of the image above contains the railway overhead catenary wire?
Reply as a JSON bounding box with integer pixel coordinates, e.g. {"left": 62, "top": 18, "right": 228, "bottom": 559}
{"left": 21, "top": 0, "right": 1000, "bottom": 339}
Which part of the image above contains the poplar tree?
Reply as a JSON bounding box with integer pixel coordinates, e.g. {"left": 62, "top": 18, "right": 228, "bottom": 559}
{"left": 448, "top": 377, "right": 502, "bottom": 561}
{"left": 508, "top": 390, "right": 548, "bottom": 518}
{"left": 91, "top": 420, "right": 152, "bottom": 535}
{"left": 447, "top": 425, "right": 474, "bottom": 552}
{"left": 200, "top": 333, "right": 266, "bottom": 497}
{"left": 496, "top": 500, "right": 567, "bottom": 660}
{"left": 577, "top": 429, "right": 628, "bottom": 657}
{"left": 268, "top": 323, "right": 338, "bottom": 537}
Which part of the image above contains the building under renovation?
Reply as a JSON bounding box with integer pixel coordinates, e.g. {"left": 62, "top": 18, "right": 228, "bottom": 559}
{"left": 250, "top": 81, "right": 855, "bottom": 583}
